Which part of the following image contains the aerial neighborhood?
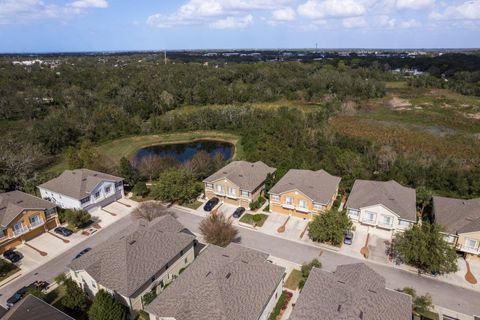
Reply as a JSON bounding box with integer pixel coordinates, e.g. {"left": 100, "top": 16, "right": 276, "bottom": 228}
{"left": 0, "top": 157, "right": 479, "bottom": 320}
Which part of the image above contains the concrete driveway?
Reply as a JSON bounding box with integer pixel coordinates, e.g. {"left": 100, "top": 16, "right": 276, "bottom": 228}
{"left": 90, "top": 199, "right": 138, "bottom": 228}
{"left": 196, "top": 202, "right": 237, "bottom": 219}
{"left": 261, "top": 212, "right": 309, "bottom": 241}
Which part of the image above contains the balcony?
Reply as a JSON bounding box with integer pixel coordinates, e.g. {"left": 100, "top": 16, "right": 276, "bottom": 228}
{"left": 296, "top": 207, "right": 310, "bottom": 213}
{"left": 214, "top": 191, "right": 225, "bottom": 196}
{"left": 281, "top": 203, "right": 295, "bottom": 210}
{"left": 226, "top": 193, "right": 238, "bottom": 199}
{"left": 30, "top": 219, "right": 45, "bottom": 229}
{"left": 458, "top": 245, "right": 480, "bottom": 255}
{"left": 13, "top": 226, "right": 29, "bottom": 237}
{"left": 360, "top": 218, "right": 376, "bottom": 226}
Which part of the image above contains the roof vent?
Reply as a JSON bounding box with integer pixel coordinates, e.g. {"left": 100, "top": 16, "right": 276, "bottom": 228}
{"left": 226, "top": 272, "right": 231, "bottom": 279}
{"left": 16, "top": 200, "right": 23, "bottom": 204}
{"left": 238, "top": 174, "right": 243, "bottom": 177}
{"left": 337, "top": 305, "right": 342, "bottom": 312}
{"left": 82, "top": 178, "right": 87, "bottom": 181}
{"left": 129, "top": 240, "right": 136, "bottom": 245}
{"left": 289, "top": 182, "right": 294, "bottom": 186}
{"left": 222, "top": 171, "right": 228, "bottom": 174}
{"left": 359, "top": 311, "right": 364, "bottom": 319}
{"left": 368, "top": 289, "right": 377, "bottom": 294}
{"left": 241, "top": 260, "right": 248, "bottom": 264}
{"left": 222, "top": 254, "right": 230, "bottom": 258}
{"left": 206, "top": 271, "right": 212, "bottom": 277}
{"left": 337, "top": 280, "right": 345, "bottom": 284}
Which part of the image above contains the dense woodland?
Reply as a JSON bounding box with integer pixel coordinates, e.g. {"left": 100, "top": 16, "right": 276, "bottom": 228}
{"left": 1, "top": 53, "right": 480, "bottom": 205}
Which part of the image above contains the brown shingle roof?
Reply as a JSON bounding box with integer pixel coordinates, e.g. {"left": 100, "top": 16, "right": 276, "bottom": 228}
{"left": 38, "top": 169, "right": 123, "bottom": 200}
{"left": 269, "top": 169, "right": 341, "bottom": 204}
{"left": 433, "top": 196, "right": 480, "bottom": 234}
{"left": 0, "top": 191, "right": 55, "bottom": 227}
{"left": 345, "top": 180, "right": 416, "bottom": 221}
{"left": 145, "top": 243, "right": 285, "bottom": 320}
{"left": 68, "top": 214, "right": 195, "bottom": 297}
{"left": 290, "top": 263, "right": 412, "bottom": 320}
{"left": 1, "top": 294, "right": 74, "bottom": 320}
{"left": 203, "top": 161, "right": 276, "bottom": 192}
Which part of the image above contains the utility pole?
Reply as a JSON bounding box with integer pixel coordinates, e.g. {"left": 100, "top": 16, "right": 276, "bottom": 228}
{"left": 164, "top": 50, "right": 167, "bottom": 65}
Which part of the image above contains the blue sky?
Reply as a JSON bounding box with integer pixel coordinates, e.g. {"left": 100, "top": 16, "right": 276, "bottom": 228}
{"left": 0, "top": 0, "right": 479, "bottom": 52}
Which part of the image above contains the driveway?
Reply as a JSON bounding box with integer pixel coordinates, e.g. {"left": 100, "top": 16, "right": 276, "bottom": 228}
{"left": 90, "top": 199, "right": 138, "bottom": 228}
{"left": 196, "top": 202, "right": 237, "bottom": 219}
{"left": 261, "top": 213, "right": 309, "bottom": 241}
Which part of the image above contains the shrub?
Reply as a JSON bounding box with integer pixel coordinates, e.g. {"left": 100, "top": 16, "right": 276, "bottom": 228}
{"left": 64, "top": 209, "right": 91, "bottom": 229}
{"left": 301, "top": 259, "right": 322, "bottom": 278}
{"left": 88, "top": 289, "right": 128, "bottom": 320}
{"left": 0, "top": 259, "right": 16, "bottom": 277}
{"left": 252, "top": 214, "right": 263, "bottom": 222}
{"left": 308, "top": 210, "right": 352, "bottom": 246}
{"left": 199, "top": 213, "right": 239, "bottom": 247}
{"left": 61, "top": 278, "right": 88, "bottom": 311}
{"left": 249, "top": 196, "right": 266, "bottom": 211}
{"left": 142, "top": 290, "right": 157, "bottom": 306}
{"left": 268, "top": 290, "right": 288, "bottom": 320}
{"left": 132, "top": 182, "right": 149, "bottom": 197}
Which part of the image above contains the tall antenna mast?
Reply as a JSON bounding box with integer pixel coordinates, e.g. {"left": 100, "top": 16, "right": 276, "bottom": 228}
{"left": 164, "top": 50, "right": 167, "bottom": 65}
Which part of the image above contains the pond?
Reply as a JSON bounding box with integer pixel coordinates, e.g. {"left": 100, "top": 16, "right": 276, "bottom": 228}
{"left": 132, "top": 140, "right": 234, "bottom": 165}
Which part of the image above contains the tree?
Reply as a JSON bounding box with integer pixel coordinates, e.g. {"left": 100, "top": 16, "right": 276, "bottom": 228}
{"left": 132, "top": 181, "right": 149, "bottom": 197}
{"left": 399, "top": 287, "right": 433, "bottom": 316}
{"left": 118, "top": 157, "right": 140, "bottom": 186}
{"left": 132, "top": 201, "right": 171, "bottom": 221}
{"left": 61, "top": 278, "right": 88, "bottom": 311}
{"left": 26, "top": 287, "right": 47, "bottom": 301}
{"left": 64, "top": 209, "right": 91, "bottom": 229}
{"left": 301, "top": 259, "right": 322, "bottom": 278}
{"left": 416, "top": 186, "right": 433, "bottom": 219}
{"left": 308, "top": 210, "right": 352, "bottom": 246}
{"left": 264, "top": 173, "right": 275, "bottom": 195}
{"left": 151, "top": 168, "right": 202, "bottom": 204}
{"left": 88, "top": 289, "right": 128, "bottom": 320}
{"left": 199, "top": 213, "right": 239, "bottom": 247}
{"left": 185, "top": 150, "right": 215, "bottom": 179}
{"left": 137, "top": 155, "right": 180, "bottom": 181}
{"left": 393, "top": 222, "right": 458, "bottom": 274}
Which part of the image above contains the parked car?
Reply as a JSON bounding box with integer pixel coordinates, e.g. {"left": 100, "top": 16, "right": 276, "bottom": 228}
{"left": 73, "top": 247, "right": 91, "bottom": 260}
{"left": 3, "top": 250, "right": 23, "bottom": 263}
{"left": 6, "top": 281, "right": 47, "bottom": 307}
{"left": 232, "top": 207, "right": 246, "bottom": 218}
{"left": 203, "top": 197, "right": 220, "bottom": 212}
{"left": 54, "top": 227, "right": 73, "bottom": 237}
{"left": 344, "top": 231, "right": 354, "bottom": 245}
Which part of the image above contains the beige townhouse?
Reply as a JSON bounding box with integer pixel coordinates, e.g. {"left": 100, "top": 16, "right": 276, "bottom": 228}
{"left": 68, "top": 214, "right": 196, "bottom": 314}
{"left": 433, "top": 196, "right": 480, "bottom": 260}
{"left": 203, "top": 161, "right": 276, "bottom": 208}
{"left": 269, "top": 169, "right": 341, "bottom": 220}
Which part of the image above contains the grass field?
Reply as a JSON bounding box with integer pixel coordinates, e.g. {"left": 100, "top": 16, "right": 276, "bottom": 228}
{"left": 44, "top": 131, "right": 243, "bottom": 175}
{"left": 284, "top": 269, "right": 303, "bottom": 290}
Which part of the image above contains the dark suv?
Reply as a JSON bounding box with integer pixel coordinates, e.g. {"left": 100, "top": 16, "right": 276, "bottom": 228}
{"left": 54, "top": 227, "right": 73, "bottom": 237}
{"left": 3, "top": 250, "right": 23, "bottom": 263}
{"left": 6, "top": 281, "right": 49, "bottom": 307}
{"left": 203, "top": 197, "right": 220, "bottom": 212}
{"left": 232, "top": 207, "right": 246, "bottom": 218}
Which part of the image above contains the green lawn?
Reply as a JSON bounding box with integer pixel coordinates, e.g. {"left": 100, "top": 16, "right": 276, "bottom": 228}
{"left": 239, "top": 213, "right": 268, "bottom": 227}
{"left": 284, "top": 269, "right": 303, "bottom": 290}
{"left": 183, "top": 201, "right": 203, "bottom": 210}
{"left": 0, "top": 261, "right": 21, "bottom": 282}
{"left": 44, "top": 130, "right": 243, "bottom": 176}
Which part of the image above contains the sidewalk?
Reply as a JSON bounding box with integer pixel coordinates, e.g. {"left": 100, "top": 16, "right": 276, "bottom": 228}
{"left": 176, "top": 204, "right": 480, "bottom": 294}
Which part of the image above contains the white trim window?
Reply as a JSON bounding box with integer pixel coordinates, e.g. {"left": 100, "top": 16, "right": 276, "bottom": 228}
{"left": 216, "top": 185, "right": 224, "bottom": 194}
{"left": 285, "top": 196, "right": 293, "bottom": 206}
{"left": 271, "top": 194, "right": 279, "bottom": 202}
{"left": 348, "top": 209, "right": 359, "bottom": 217}
{"left": 380, "top": 215, "right": 393, "bottom": 226}
{"left": 104, "top": 186, "right": 111, "bottom": 194}
{"left": 443, "top": 234, "right": 456, "bottom": 244}
{"left": 228, "top": 187, "right": 236, "bottom": 196}
{"left": 465, "top": 238, "right": 479, "bottom": 250}
{"left": 298, "top": 199, "right": 307, "bottom": 209}
{"left": 94, "top": 191, "right": 100, "bottom": 199}
{"left": 363, "top": 211, "right": 377, "bottom": 223}
{"left": 241, "top": 190, "right": 250, "bottom": 198}
{"left": 398, "top": 220, "right": 411, "bottom": 228}
{"left": 29, "top": 215, "right": 42, "bottom": 228}
{"left": 205, "top": 183, "right": 214, "bottom": 189}
{"left": 314, "top": 203, "right": 324, "bottom": 211}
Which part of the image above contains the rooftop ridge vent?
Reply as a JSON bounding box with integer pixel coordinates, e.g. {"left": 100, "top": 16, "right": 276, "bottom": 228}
{"left": 368, "top": 289, "right": 376, "bottom": 294}
{"left": 206, "top": 271, "right": 212, "bottom": 277}
{"left": 129, "top": 240, "right": 136, "bottom": 245}
{"left": 226, "top": 272, "right": 231, "bottom": 279}
{"left": 241, "top": 260, "right": 248, "bottom": 264}
{"left": 222, "top": 254, "right": 229, "bottom": 258}
{"left": 82, "top": 178, "right": 87, "bottom": 181}
{"left": 359, "top": 311, "right": 364, "bottom": 319}
{"left": 337, "top": 280, "right": 345, "bottom": 284}
{"left": 238, "top": 174, "right": 243, "bottom": 177}
{"left": 337, "top": 305, "right": 342, "bottom": 312}
{"left": 16, "top": 200, "right": 23, "bottom": 204}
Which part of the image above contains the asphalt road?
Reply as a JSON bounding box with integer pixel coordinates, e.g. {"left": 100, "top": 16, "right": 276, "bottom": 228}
{"left": 2, "top": 207, "right": 480, "bottom": 317}
{"left": 0, "top": 213, "right": 135, "bottom": 307}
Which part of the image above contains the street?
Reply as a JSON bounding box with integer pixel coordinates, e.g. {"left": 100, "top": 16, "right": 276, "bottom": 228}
{"left": 1, "top": 206, "right": 480, "bottom": 317}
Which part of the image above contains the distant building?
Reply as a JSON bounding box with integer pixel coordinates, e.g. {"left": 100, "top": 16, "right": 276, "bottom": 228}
{"left": 269, "top": 169, "right": 341, "bottom": 220}
{"left": 145, "top": 243, "right": 285, "bottom": 320}
{"left": 346, "top": 180, "right": 416, "bottom": 239}
{"left": 433, "top": 196, "right": 480, "bottom": 258}
{"left": 68, "top": 215, "right": 196, "bottom": 312}
{"left": 290, "top": 263, "right": 412, "bottom": 320}
{"left": 0, "top": 191, "right": 59, "bottom": 254}
{"left": 1, "top": 294, "right": 73, "bottom": 320}
{"left": 38, "top": 169, "right": 124, "bottom": 210}
{"left": 203, "top": 161, "right": 276, "bottom": 208}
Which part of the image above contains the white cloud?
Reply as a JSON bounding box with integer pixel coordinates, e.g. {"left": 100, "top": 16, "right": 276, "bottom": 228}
{"left": 67, "top": 0, "right": 108, "bottom": 9}
{"left": 147, "top": 0, "right": 289, "bottom": 28}
{"left": 0, "top": 0, "right": 57, "bottom": 23}
{"left": 396, "top": 0, "right": 433, "bottom": 10}
{"left": 210, "top": 14, "right": 253, "bottom": 28}
{"left": 342, "top": 16, "right": 367, "bottom": 27}
{"left": 298, "top": 0, "right": 366, "bottom": 19}
{"left": 398, "top": 18, "right": 421, "bottom": 27}
{"left": 376, "top": 15, "right": 396, "bottom": 28}
{"left": 430, "top": 0, "right": 480, "bottom": 20}
{"left": 272, "top": 7, "right": 296, "bottom": 21}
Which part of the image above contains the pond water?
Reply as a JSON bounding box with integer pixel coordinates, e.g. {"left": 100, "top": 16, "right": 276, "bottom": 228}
{"left": 132, "top": 140, "right": 234, "bottom": 165}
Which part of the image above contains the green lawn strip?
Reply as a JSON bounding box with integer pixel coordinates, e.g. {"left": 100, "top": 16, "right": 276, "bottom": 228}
{"left": 415, "top": 310, "right": 439, "bottom": 320}
{"left": 268, "top": 290, "right": 290, "bottom": 320}
{"left": 239, "top": 213, "right": 268, "bottom": 227}
{"left": 0, "top": 262, "right": 21, "bottom": 282}
{"left": 183, "top": 201, "right": 202, "bottom": 210}
{"left": 284, "top": 269, "right": 303, "bottom": 290}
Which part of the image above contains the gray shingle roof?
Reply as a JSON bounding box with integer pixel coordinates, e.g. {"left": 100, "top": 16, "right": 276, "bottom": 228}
{"left": 145, "top": 243, "right": 285, "bottom": 320}
{"left": 203, "top": 161, "right": 276, "bottom": 192}
{"left": 269, "top": 169, "right": 341, "bottom": 204}
{"left": 68, "top": 214, "right": 195, "bottom": 297}
{"left": 433, "top": 196, "right": 480, "bottom": 234}
{"left": 290, "top": 263, "right": 412, "bottom": 320}
{"left": 1, "top": 294, "right": 74, "bottom": 320}
{"left": 38, "top": 169, "right": 123, "bottom": 200}
{"left": 0, "top": 191, "right": 56, "bottom": 227}
{"left": 346, "top": 180, "right": 416, "bottom": 221}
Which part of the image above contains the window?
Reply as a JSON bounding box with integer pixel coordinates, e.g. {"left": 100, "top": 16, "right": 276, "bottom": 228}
{"left": 466, "top": 239, "right": 478, "bottom": 249}
{"left": 105, "top": 186, "right": 111, "bottom": 194}
{"left": 314, "top": 203, "right": 324, "bottom": 211}
{"left": 29, "top": 215, "right": 41, "bottom": 226}
{"left": 94, "top": 191, "right": 100, "bottom": 198}
{"left": 271, "top": 194, "right": 279, "bottom": 202}
{"left": 381, "top": 215, "right": 392, "bottom": 226}
{"left": 241, "top": 190, "right": 250, "bottom": 198}
{"left": 348, "top": 209, "right": 359, "bottom": 217}
{"left": 13, "top": 222, "right": 24, "bottom": 233}
{"left": 205, "top": 183, "right": 213, "bottom": 189}
{"left": 399, "top": 220, "right": 411, "bottom": 228}
{"left": 216, "top": 185, "right": 224, "bottom": 194}
{"left": 444, "top": 234, "right": 456, "bottom": 244}
{"left": 228, "top": 187, "right": 236, "bottom": 196}
{"left": 80, "top": 196, "right": 90, "bottom": 204}
{"left": 298, "top": 199, "right": 307, "bottom": 209}
{"left": 285, "top": 196, "right": 293, "bottom": 205}
{"left": 363, "top": 211, "right": 376, "bottom": 223}
{"left": 115, "top": 181, "right": 122, "bottom": 188}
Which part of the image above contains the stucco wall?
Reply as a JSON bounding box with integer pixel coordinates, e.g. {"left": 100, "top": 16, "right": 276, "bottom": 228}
{"left": 205, "top": 178, "right": 264, "bottom": 208}
{"left": 258, "top": 277, "right": 284, "bottom": 320}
